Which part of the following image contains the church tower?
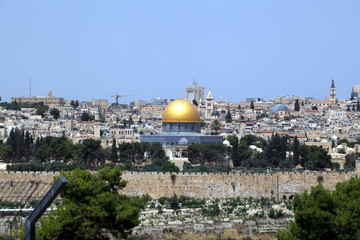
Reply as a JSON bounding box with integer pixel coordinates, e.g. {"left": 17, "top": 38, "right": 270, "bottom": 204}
{"left": 330, "top": 79, "right": 336, "bottom": 104}
{"left": 205, "top": 90, "right": 214, "bottom": 119}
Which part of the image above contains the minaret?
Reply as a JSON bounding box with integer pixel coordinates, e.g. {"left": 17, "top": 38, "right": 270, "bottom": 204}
{"left": 205, "top": 90, "right": 214, "bottom": 119}
{"left": 330, "top": 79, "right": 336, "bottom": 104}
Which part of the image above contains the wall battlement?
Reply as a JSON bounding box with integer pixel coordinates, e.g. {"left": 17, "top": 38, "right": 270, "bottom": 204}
{"left": 0, "top": 169, "right": 357, "bottom": 200}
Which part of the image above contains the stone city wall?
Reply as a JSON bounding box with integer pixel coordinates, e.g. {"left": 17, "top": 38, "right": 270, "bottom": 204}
{"left": 122, "top": 170, "right": 357, "bottom": 199}
{"left": 1, "top": 167, "right": 359, "bottom": 200}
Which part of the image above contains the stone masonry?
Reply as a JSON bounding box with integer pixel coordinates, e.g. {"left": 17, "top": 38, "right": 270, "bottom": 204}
{"left": 0, "top": 161, "right": 359, "bottom": 200}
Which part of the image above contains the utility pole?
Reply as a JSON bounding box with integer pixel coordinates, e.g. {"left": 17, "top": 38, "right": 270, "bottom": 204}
{"left": 29, "top": 77, "right": 32, "bottom": 97}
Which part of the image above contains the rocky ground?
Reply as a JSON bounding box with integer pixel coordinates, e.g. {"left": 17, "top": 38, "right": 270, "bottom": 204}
{"left": 130, "top": 196, "right": 293, "bottom": 240}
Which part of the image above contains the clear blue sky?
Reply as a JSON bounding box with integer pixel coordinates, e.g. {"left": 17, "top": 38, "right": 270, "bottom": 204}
{"left": 1, "top": 1, "right": 359, "bottom": 103}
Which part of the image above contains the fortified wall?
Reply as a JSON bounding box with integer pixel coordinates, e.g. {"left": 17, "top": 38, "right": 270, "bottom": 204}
{"left": 122, "top": 170, "right": 357, "bottom": 199}
{"left": 1, "top": 162, "right": 359, "bottom": 200}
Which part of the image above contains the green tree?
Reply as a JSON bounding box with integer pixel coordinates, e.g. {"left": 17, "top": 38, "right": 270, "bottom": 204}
{"left": 294, "top": 99, "right": 300, "bottom": 111}
{"left": 337, "top": 138, "right": 350, "bottom": 146}
{"left": 77, "top": 139, "right": 105, "bottom": 168}
{"left": 227, "top": 135, "right": 240, "bottom": 166}
{"left": 238, "top": 144, "right": 254, "bottom": 166}
{"left": 211, "top": 119, "right": 221, "bottom": 135}
{"left": 110, "top": 138, "right": 118, "bottom": 163}
{"left": 344, "top": 153, "right": 358, "bottom": 170}
{"left": 80, "top": 112, "right": 94, "bottom": 121}
{"left": 50, "top": 108, "right": 60, "bottom": 120}
{"left": 225, "top": 110, "right": 232, "bottom": 123}
{"left": 37, "top": 167, "right": 147, "bottom": 239}
{"left": 149, "top": 142, "right": 165, "bottom": 160}
{"left": 188, "top": 144, "right": 226, "bottom": 166}
{"left": 7, "top": 101, "right": 21, "bottom": 110}
{"left": 170, "top": 194, "right": 180, "bottom": 211}
{"left": 263, "top": 133, "right": 286, "bottom": 167}
{"left": 276, "top": 177, "right": 360, "bottom": 240}
{"left": 250, "top": 100, "right": 255, "bottom": 110}
{"left": 331, "top": 139, "right": 336, "bottom": 149}
{"left": 160, "top": 160, "right": 179, "bottom": 172}
{"left": 0, "top": 144, "right": 14, "bottom": 162}
{"left": 128, "top": 115, "right": 134, "bottom": 125}
{"left": 70, "top": 100, "right": 79, "bottom": 109}
{"left": 35, "top": 104, "right": 49, "bottom": 117}
{"left": 293, "top": 136, "right": 300, "bottom": 166}
{"left": 240, "top": 134, "right": 266, "bottom": 149}
{"left": 306, "top": 146, "right": 332, "bottom": 170}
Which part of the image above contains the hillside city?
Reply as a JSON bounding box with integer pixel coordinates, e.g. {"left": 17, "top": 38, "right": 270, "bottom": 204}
{"left": 1, "top": 80, "right": 360, "bottom": 170}
{"left": 1, "top": 80, "right": 360, "bottom": 240}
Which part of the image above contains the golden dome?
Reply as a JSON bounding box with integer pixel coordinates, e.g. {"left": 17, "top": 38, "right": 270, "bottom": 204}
{"left": 162, "top": 98, "right": 200, "bottom": 123}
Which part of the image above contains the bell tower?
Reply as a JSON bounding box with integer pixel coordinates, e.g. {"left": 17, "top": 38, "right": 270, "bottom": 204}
{"left": 205, "top": 91, "right": 214, "bottom": 119}
{"left": 330, "top": 79, "right": 336, "bottom": 104}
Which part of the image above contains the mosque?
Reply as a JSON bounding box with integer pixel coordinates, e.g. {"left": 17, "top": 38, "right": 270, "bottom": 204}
{"left": 140, "top": 98, "right": 223, "bottom": 159}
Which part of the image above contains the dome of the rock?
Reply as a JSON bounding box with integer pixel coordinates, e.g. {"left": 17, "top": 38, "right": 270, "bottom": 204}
{"left": 162, "top": 98, "right": 200, "bottom": 123}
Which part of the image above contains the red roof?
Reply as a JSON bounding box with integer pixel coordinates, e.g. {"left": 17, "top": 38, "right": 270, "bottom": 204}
{"left": 259, "top": 130, "right": 272, "bottom": 133}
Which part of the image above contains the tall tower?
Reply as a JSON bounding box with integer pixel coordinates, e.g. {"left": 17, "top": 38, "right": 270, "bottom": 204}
{"left": 205, "top": 90, "right": 214, "bottom": 119}
{"left": 186, "top": 81, "right": 205, "bottom": 104}
{"left": 330, "top": 79, "right": 336, "bottom": 104}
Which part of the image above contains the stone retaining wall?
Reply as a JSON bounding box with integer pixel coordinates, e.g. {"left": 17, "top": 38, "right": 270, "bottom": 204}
{"left": 1, "top": 168, "right": 358, "bottom": 200}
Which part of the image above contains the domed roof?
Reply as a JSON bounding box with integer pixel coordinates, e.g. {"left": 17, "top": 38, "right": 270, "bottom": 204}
{"left": 271, "top": 104, "right": 289, "bottom": 114}
{"left": 162, "top": 98, "right": 200, "bottom": 123}
{"left": 178, "top": 137, "right": 189, "bottom": 145}
{"left": 223, "top": 139, "right": 231, "bottom": 147}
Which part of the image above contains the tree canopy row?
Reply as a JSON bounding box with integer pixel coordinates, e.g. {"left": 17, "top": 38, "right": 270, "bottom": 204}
{"left": 0, "top": 128, "right": 178, "bottom": 172}
{"left": 0, "top": 129, "right": 356, "bottom": 172}
{"left": 188, "top": 134, "right": 356, "bottom": 171}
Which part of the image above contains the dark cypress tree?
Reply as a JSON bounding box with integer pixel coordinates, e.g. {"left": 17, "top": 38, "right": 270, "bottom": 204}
{"left": 24, "top": 131, "right": 32, "bottom": 161}
{"left": 35, "top": 137, "right": 41, "bottom": 148}
{"left": 192, "top": 99, "right": 198, "bottom": 106}
{"left": 225, "top": 110, "right": 232, "bottom": 123}
{"left": 129, "top": 116, "right": 134, "bottom": 124}
{"left": 294, "top": 99, "right": 300, "bottom": 111}
{"left": 346, "top": 105, "right": 350, "bottom": 111}
{"left": 331, "top": 139, "right": 336, "bottom": 149}
{"left": 7, "top": 128, "right": 17, "bottom": 152}
{"left": 170, "top": 194, "right": 180, "bottom": 211}
{"left": 357, "top": 101, "right": 360, "bottom": 112}
{"left": 352, "top": 105, "right": 356, "bottom": 112}
{"left": 264, "top": 133, "right": 282, "bottom": 167}
{"left": 293, "top": 136, "right": 300, "bottom": 166}
{"left": 110, "top": 138, "right": 118, "bottom": 163}
{"left": 227, "top": 135, "right": 239, "bottom": 167}
{"left": 301, "top": 101, "right": 304, "bottom": 107}
{"left": 250, "top": 100, "right": 255, "bottom": 110}
{"left": 280, "top": 136, "right": 287, "bottom": 160}
{"left": 15, "top": 130, "right": 25, "bottom": 162}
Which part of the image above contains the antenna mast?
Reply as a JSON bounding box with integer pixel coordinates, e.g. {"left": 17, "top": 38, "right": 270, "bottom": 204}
{"left": 29, "top": 77, "right": 32, "bottom": 97}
